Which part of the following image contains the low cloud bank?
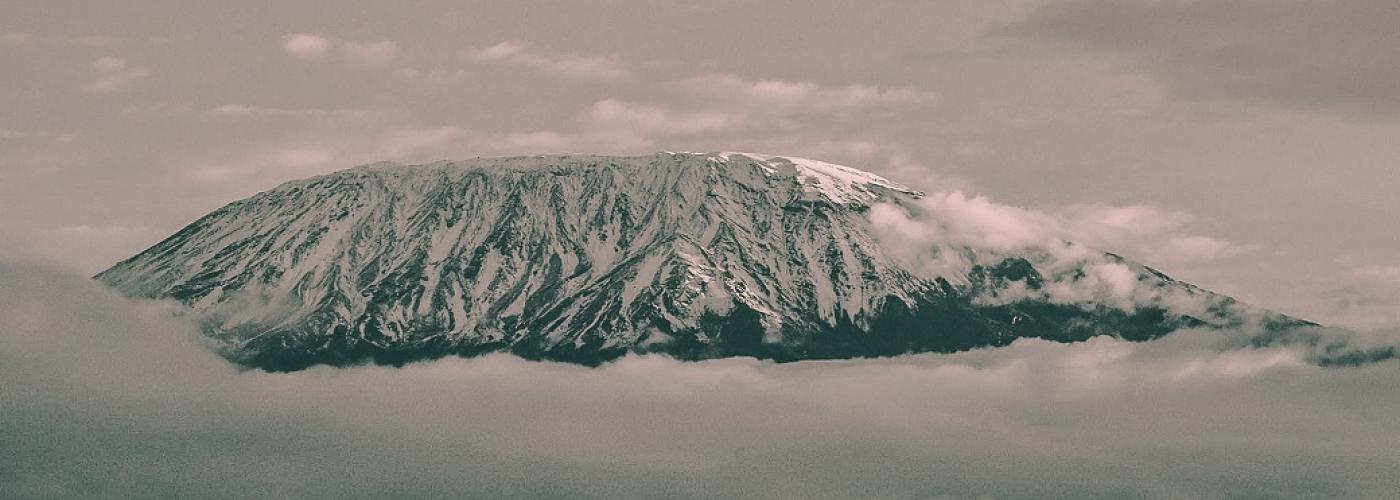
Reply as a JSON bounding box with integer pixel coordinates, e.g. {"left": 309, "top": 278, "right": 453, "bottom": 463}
{"left": 2, "top": 255, "right": 1399, "bottom": 499}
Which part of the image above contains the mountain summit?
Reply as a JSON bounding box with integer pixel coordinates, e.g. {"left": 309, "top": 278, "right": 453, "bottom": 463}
{"left": 98, "top": 152, "right": 1300, "bottom": 370}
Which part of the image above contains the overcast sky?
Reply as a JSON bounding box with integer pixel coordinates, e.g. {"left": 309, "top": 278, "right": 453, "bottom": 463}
{"left": 2, "top": 0, "right": 1397, "bottom": 329}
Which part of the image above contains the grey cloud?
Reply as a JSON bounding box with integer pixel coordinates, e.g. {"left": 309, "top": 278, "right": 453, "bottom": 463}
{"left": 3, "top": 254, "right": 1400, "bottom": 499}
{"left": 1000, "top": 0, "right": 1400, "bottom": 117}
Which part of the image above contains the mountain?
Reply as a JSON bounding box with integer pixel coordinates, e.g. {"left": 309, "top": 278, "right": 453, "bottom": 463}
{"left": 97, "top": 152, "right": 1304, "bottom": 370}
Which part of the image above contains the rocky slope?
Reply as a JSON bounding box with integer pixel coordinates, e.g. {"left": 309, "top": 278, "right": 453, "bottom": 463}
{"left": 97, "top": 152, "right": 1303, "bottom": 370}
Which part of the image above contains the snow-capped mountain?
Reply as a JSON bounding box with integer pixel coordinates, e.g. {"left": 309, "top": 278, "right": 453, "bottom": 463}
{"left": 97, "top": 152, "right": 1304, "bottom": 370}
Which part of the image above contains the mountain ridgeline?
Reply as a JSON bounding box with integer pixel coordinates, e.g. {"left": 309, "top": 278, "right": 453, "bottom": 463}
{"left": 98, "top": 153, "right": 1301, "bottom": 370}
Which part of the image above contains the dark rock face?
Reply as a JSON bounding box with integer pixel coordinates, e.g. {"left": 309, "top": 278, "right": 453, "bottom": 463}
{"left": 97, "top": 153, "right": 1305, "bottom": 371}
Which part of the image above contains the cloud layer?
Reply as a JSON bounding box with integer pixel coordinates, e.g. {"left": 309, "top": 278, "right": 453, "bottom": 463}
{"left": 2, "top": 254, "right": 1399, "bottom": 499}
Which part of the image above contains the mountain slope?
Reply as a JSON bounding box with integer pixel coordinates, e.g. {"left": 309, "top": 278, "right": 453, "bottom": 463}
{"left": 98, "top": 152, "right": 1301, "bottom": 370}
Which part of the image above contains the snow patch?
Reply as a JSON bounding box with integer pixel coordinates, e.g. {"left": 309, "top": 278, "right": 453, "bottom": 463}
{"left": 719, "top": 152, "right": 920, "bottom": 204}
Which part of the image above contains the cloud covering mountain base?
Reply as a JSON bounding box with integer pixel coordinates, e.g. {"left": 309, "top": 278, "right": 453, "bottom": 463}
{"left": 3, "top": 254, "right": 1399, "bottom": 500}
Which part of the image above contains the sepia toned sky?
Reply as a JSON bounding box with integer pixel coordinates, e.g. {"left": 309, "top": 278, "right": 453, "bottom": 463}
{"left": 2, "top": 0, "right": 1397, "bottom": 329}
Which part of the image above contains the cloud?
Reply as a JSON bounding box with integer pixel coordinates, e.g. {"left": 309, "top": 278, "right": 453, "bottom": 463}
{"left": 209, "top": 103, "right": 372, "bottom": 118}
{"left": 469, "top": 41, "right": 628, "bottom": 79}
{"left": 485, "top": 73, "right": 933, "bottom": 154}
{"left": 340, "top": 40, "right": 399, "bottom": 67}
{"left": 1000, "top": 0, "right": 1400, "bottom": 118}
{"left": 883, "top": 153, "right": 974, "bottom": 193}
{"left": 581, "top": 99, "right": 746, "bottom": 148}
{"left": 65, "top": 34, "right": 122, "bottom": 48}
{"left": 681, "top": 74, "right": 940, "bottom": 114}
{"left": 1058, "top": 203, "right": 1192, "bottom": 238}
{"left": 2, "top": 255, "right": 1399, "bottom": 499}
{"left": 280, "top": 33, "right": 400, "bottom": 67}
{"left": 589, "top": 99, "right": 742, "bottom": 135}
{"left": 53, "top": 223, "right": 151, "bottom": 236}
{"left": 21, "top": 225, "right": 162, "bottom": 278}
{"left": 1156, "top": 234, "right": 1239, "bottom": 263}
{"left": 390, "top": 66, "right": 471, "bottom": 84}
{"left": 0, "top": 129, "right": 78, "bottom": 143}
{"left": 806, "top": 139, "right": 881, "bottom": 159}
{"left": 270, "top": 146, "right": 335, "bottom": 169}
{"left": 1311, "top": 287, "right": 1400, "bottom": 332}
{"left": 473, "top": 41, "right": 523, "bottom": 60}
{"left": 184, "top": 145, "right": 340, "bottom": 183}
{"left": 473, "top": 99, "right": 746, "bottom": 154}
{"left": 1055, "top": 204, "right": 1247, "bottom": 265}
{"left": 1359, "top": 265, "right": 1400, "bottom": 285}
{"left": 868, "top": 192, "right": 1249, "bottom": 315}
{"left": 493, "top": 130, "right": 580, "bottom": 154}
{"left": 80, "top": 57, "right": 151, "bottom": 94}
{"left": 281, "top": 32, "right": 331, "bottom": 57}
{"left": 377, "top": 126, "right": 464, "bottom": 159}
{"left": 1, "top": 31, "right": 30, "bottom": 46}
{"left": 186, "top": 164, "right": 239, "bottom": 182}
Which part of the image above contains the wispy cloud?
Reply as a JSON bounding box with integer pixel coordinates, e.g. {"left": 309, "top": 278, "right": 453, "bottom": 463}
{"left": 1, "top": 31, "right": 30, "bottom": 46}
{"left": 340, "top": 40, "right": 399, "bottom": 67}
{"left": 0, "top": 129, "right": 78, "bottom": 143}
{"left": 65, "top": 34, "right": 122, "bottom": 48}
{"left": 681, "top": 74, "right": 940, "bottom": 114}
{"left": 184, "top": 145, "right": 340, "bottom": 183}
{"left": 1359, "top": 265, "right": 1400, "bottom": 284}
{"left": 281, "top": 32, "right": 331, "bottom": 57}
{"left": 80, "top": 56, "right": 151, "bottom": 94}
{"left": 469, "top": 41, "right": 628, "bottom": 79}
{"left": 585, "top": 98, "right": 744, "bottom": 148}
{"left": 208, "top": 103, "right": 372, "bottom": 118}
{"left": 492, "top": 130, "right": 579, "bottom": 154}
{"left": 281, "top": 33, "right": 401, "bottom": 68}
{"left": 377, "top": 126, "right": 464, "bottom": 159}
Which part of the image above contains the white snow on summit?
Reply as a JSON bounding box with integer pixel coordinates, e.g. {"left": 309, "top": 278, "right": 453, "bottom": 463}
{"left": 716, "top": 152, "right": 921, "bottom": 204}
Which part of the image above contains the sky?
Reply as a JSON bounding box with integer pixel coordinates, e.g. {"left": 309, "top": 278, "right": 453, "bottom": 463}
{"left": 4, "top": 3, "right": 1400, "bottom": 498}
{"left": 2, "top": 0, "right": 1398, "bottom": 329}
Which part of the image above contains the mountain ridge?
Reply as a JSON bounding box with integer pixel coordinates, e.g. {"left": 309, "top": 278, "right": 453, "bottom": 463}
{"left": 97, "top": 152, "right": 1305, "bottom": 370}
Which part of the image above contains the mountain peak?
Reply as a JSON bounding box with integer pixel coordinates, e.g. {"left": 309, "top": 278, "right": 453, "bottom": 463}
{"left": 323, "top": 152, "right": 920, "bottom": 206}
{"left": 714, "top": 152, "right": 922, "bottom": 204}
{"left": 97, "top": 152, "right": 1297, "bottom": 371}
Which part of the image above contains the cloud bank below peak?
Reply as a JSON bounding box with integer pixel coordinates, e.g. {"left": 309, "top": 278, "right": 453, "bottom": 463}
{"left": 4, "top": 252, "right": 1400, "bottom": 499}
